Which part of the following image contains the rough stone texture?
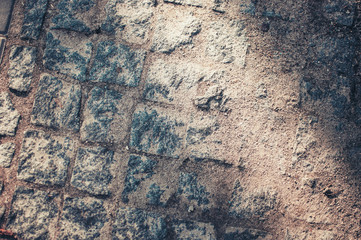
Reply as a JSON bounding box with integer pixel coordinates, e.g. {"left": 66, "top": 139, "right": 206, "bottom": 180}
{"left": 59, "top": 197, "right": 108, "bottom": 240}
{"left": 112, "top": 207, "right": 167, "bottom": 240}
{"left": 172, "top": 220, "right": 216, "bottom": 240}
{"left": 229, "top": 180, "right": 277, "bottom": 219}
{"left": 43, "top": 30, "right": 92, "bottom": 82}
{"left": 80, "top": 86, "right": 133, "bottom": 144}
{"left": 17, "top": 130, "right": 75, "bottom": 186}
{"left": 224, "top": 227, "right": 272, "bottom": 240}
{"left": 130, "top": 105, "right": 186, "bottom": 158}
{"left": 164, "top": 0, "right": 204, "bottom": 7}
{"left": 89, "top": 41, "right": 146, "bottom": 87}
{"left": 0, "top": 206, "right": 5, "bottom": 219}
{"left": 239, "top": 0, "right": 257, "bottom": 15}
{"left": 102, "top": 0, "right": 156, "bottom": 44}
{"left": 0, "top": 181, "right": 3, "bottom": 194}
{"left": 207, "top": 19, "right": 248, "bottom": 66}
{"left": 0, "top": 142, "right": 15, "bottom": 168}
{"left": 285, "top": 229, "right": 335, "bottom": 240}
{"left": 7, "top": 187, "right": 59, "bottom": 240}
{"left": 0, "top": 92, "right": 20, "bottom": 136}
{"left": 0, "top": 0, "right": 14, "bottom": 34}
{"left": 322, "top": 0, "right": 355, "bottom": 26}
{"left": 71, "top": 147, "right": 114, "bottom": 195}
{"left": 8, "top": 46, "right": 37, "bottom": 92}
{"left": 151, "top": 11, "right": 201, "bottom": 53}
{"left": 31, "top": 74, "right": 81, "bottom": 132}
{"left": 20, "top": 0, "right": 48, "bottom": 40}
{"left": 52, "top": 0, "right": 97, "bottom": 33}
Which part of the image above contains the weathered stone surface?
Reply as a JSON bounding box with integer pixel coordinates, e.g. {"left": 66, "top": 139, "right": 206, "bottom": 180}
{"left": 224, "top": 227, "right": 272, "bottom": 240}
{"left": 52, "top": 0, "right": 96, "bottom": 33}
{"left": 151, "top": 12, "right": 201, "bottom": 53}
{"left": 207, "top": 19, "right": 248, "bottom": 66}
{"left": 173, "top": 220, "right": 216, "bottom": 240}
{"left": 0, "top": 37, "right": 5, "bottom": 65}
{"left": 112, "top": 207, "right": 167, "bottom": 240}
{"left": 0, "top": 206, "right": 5, "bottom": 219}
{"left": 7, "top": 187, "right": 59, "bottom": 240}
{"left": 239, "top": 0, "right": 257, "bottom": 15}
{"left": 322, "top": 0, "right": 355, "bottom": 26}
{"left": 0, "top": 92, "right": 20, "bottom": 136}
{"left": 31, "top": 74, "right": 81, "bottom": 132}
{"left": 0, "top": 142, "right": 15, "bottom": 168}
{"left": 89, "top": 41, "right": 146, "bottom": 87}
{"left": 229, "top": 181, "right": 277, "bottom": 218}
{"left": 0, "top": 0, "right": 14, "bottom": 34}
{"left": 194, "top": 85, "right": 229, "bottom": 112}
{"left": 102, "top": 0, "right": 156, "bottom": 44}
{"left": 164, "top": 0, "right": 204, "bottom": 7}
{"left": 71, "top": 147, "right": 114, "bottom": 195}
{"left": 17, "top": 130, "right": 75, "bottom": 186}
{"left": 8, "top": 46, "right": 36, "bottom": 92}
{"left": 80, "top": 86, "right": 133, "bottom": 144}
{"left": 21, "top": 0, "right": 48, "bottom": 40}
{"left": 59, "top": 197, "right": 108, "bottom": 240}
{"left": 130, "top": 105, "right": 186, "bottom": 158}
{"left": 43, "top": 30, "right": 92, "bottom": 82}
{"left": 285, "top": 229, "right": 335, "bottom": 240}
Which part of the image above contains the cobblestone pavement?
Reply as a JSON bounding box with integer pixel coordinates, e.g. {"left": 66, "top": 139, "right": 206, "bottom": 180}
{"left": 1, "top": 0, "right": 361, "bottom": 239}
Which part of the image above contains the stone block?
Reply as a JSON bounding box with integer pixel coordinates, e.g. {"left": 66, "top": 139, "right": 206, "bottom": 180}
{"left": 31, "top": 74, "right": 81, "bottom": 131}
{"left": 43, "top": 30, "right": 92, "bottom": 82}
{"left": 0, "top": 92, "right": 20, "bottom": 136}
{"left": 207, "top": 19, "right": 249, "bottom": 66}
{"left": 130, "top": 105, "right": 186, "bottom": 158}
{"left": 71, "top": 146, "right": 114, "bottom": 195}
{"left": 7, "top": 187, "right": 59, "bottom": 240}
{"left": 0, "top": 142, "right": 15, "bottom": 168}
{"left": 21, "top": 0, "right": 48, "bottom": 40}
{"left": 102, "top": 0, "right": 156, "bottom": 44}
{"left": 172, "top": 220, "right": 216, "bottom": 240}
{"left": 89, "top": 41, "right": 146, "bottom": 87}
{"left": 17, "top": 130, "right": 75, "bottom": 186}
{"left": 112, "top": 207, "right": 167, "bottom": 240}
{"left": 323, "top": 0, "right": 355, "bottom": 26}
{"left": 8, "top": 46, "right": 37, "bottom": 92}
{"left": 59, "top": 197, "right": 108, "bottom": 239}
{"left": 0, "top": 0, "right": 14, "bottom": 34}
{"left": 151, "top": 11, "right": 201, "bottom": 53}
{"left": 224, "top": 227, "right": 272, "bottom": 240}
{"left": 80, "top": 86, "right": 133, "bottom": 144}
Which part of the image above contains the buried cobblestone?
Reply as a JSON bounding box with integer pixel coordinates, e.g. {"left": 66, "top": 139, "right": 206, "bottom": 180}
{"left": 7, "top": 187, "right": 59, "bottom": 240}
{"left": 20, "top": 0, "right": 48, "bottom": 40}
{"left": 31, "top": 74, "right": 81, "bottom": 132}
{"left": 172, "top": 220, "right": 216, "bottom": 240}
{"left": 71, "top": 146, "right": 114, "bottom": 195}
{"left": 112, "top": 207, "right": 167, "bottom": 240}
{"left": 89, "top": 41, "right": 146, "bottom": 87}
{"left": 17, "top": 130, "right": 75, "bottom": 186}
{"left": 0, "top": 92, "right": 20, "bottom": 136}
{"left": 0, "top": 142, "right": 15, "bottom": 168}
{"left": 59, "top": 197, "right": 108, "bottom": 239}
{"left": 8, "top": 45, "right": 37, "bottom": 92}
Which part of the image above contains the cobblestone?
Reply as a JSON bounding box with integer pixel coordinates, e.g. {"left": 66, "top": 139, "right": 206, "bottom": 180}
{"left": 21, "top": 0, "right": 48, "bottom": 40}
{"left": 17, "top": 130, "right": 75, "bottom": 186}
{"left": 89, "top": 41, "right": 146, "bottom": 87}
{"left": 8, "top": 46, "right": 36, "bottom": 92}
{"left": 0, "top": 142, "right": 15, "bottom": 168}
{"left": 59, "top": 197, "right": 108, "bottom": 239}
{"left": 7, "top": 187, "right": 59, "bottom": 240}
{"left": 31, "top": 74, "right": 81, "bottom": 131}
{"left": 71, "top": 146, "right": 114, "bottom": 195}
{"left": 0, "top": 92, "right": 20, "bottom": 136}
{"left": 80, "top": 86, "right": 133, "bottom": 144}
{"left": 43, "top": 30, "right": 92, "bottom": 82}
{"left": 172, "top": 220, "right": 216, "bottom": 240}
{"left": 112, "top": 207, "right": 167, "bottom": 240}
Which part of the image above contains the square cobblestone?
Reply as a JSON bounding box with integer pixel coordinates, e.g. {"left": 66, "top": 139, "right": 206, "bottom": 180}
{"left": 7, "top": 187, "right": 59, "bottom": 240}
{"left": 0, "top": 142, "right": 15, "bottom": 168}
{"left": 172, "top": 220, "right": 216, "bottom": 240}
{"left": 0, "top": 92, "right": 20, "bottom": 136}
{"left": 112, "top": 207, "right": 167, "bottom": 240}
{"left": 80, "top": 86, "right": 133, "bottom": 144}
{"left": 31, "top": 74, "right": 81, "bottom": 132}
{"left": 8, "top": 46, "right": 37, "bottom": 92}
{"left": 130, "top": 105, "right": 186, "bottom": 158}
{"left": 43, "top": 30, "right": 92, "bottom": 82}
{"left": 17, "top": 130, "right": 75, "bottom": 186}
{"left": 21, "top": 0, "right": 48, "bottom": 40}
{"left": 59, "top": 197, "right": 108, "bottom": 239}
{"left": 89, "top": 41, "right": 146, "bottom": 87}
{"left": 71, "top": 146, "right": 114, "bottom": 195}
